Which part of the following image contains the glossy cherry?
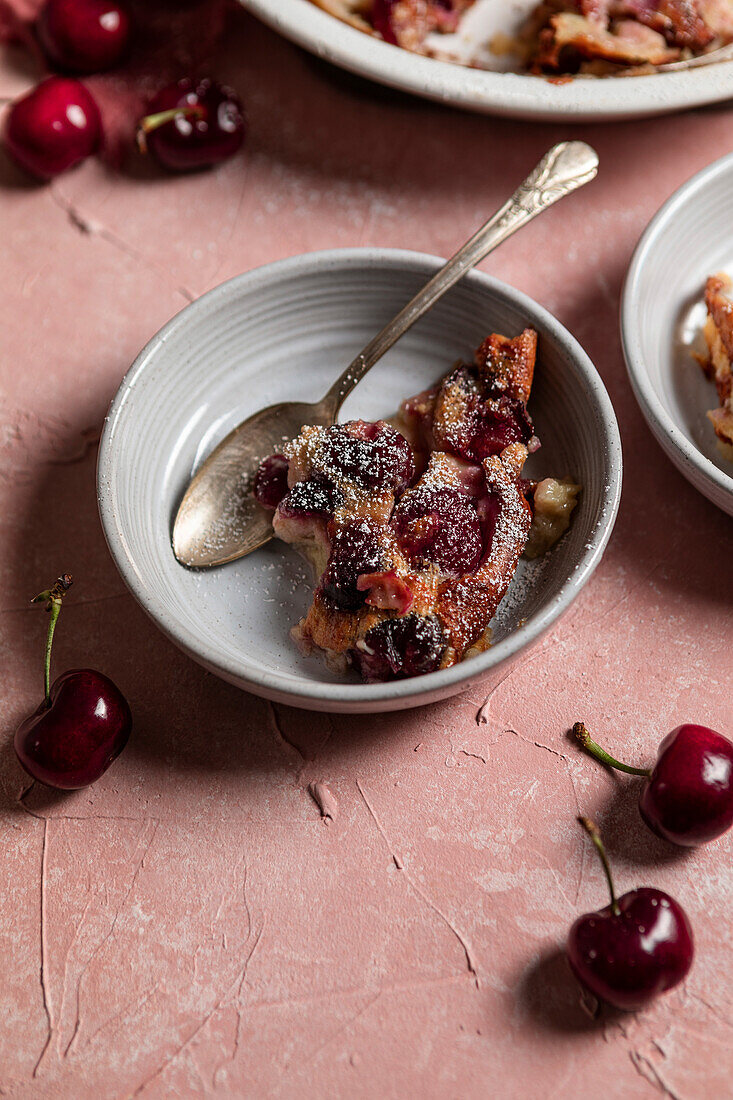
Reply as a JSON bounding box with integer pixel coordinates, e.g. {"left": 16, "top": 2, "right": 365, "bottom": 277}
{"left": 253, "top": 454, "right": 289, "bottom": 510}
{"left": 137, "top": 78, "right": 245, "bottom": 172}
{"left": 574, "top": 722, "right": 733, "bottom": 847}
{"left": 14, "top": 576, "right": 131, "bottom": 790}
{"left": 37, "top": 0, "right": 132, "bottom": 74}
{"left": 567, "top": 818, "right": 694, "bottom": 1012}
{"left": 4, "top": 77, "right": 101, "bottom": 180}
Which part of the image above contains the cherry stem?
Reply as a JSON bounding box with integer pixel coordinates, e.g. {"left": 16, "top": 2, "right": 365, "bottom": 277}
{"left": 32, "top": 574, "right": 72, "bottom": 706}
{"left": 573, "top": 722, "right": 650, "bottom": 778}
{"left": 136, "top": 105, "right": 205, "bottom": 152}
{"left": 578, "top": 816, "right": 620, "bottom": 917}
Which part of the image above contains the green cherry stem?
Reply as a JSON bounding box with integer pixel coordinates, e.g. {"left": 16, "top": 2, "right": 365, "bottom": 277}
{"left": 32, "top": 574, "right": 73, "bottom": 706}
{"left": 136, "top": 105, "right": 205, "bottom": 153}
{"left": 578, "top": 816, "right": 620, "bottom": 917}
{"left": 573, "top": 722, "right": 651, "bottom": 777}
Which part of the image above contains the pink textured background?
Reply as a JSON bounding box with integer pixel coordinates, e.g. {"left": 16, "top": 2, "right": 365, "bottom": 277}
{"left": 2, "top": 7, "right": 733, "bottom": 1098}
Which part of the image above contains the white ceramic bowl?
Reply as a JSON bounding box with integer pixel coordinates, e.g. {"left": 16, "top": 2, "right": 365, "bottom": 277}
{"left": 240, "top": 0, "right": 733, "bottom": 122}
{"left": 98, "top": 249, "right": 622, "bottom": 712}
{"left": 622, "top": 153, "right": 733, "bottom": 518}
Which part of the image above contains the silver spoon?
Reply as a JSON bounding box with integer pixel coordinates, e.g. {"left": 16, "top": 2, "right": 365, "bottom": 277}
{"left": 173, "top": 140, "right": 598, "bottom": 569}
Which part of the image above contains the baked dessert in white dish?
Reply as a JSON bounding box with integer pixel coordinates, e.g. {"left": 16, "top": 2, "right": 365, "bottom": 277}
{"left": 254, "top": 329, "right": 579, "bottom": 682}
{"left": 308, "top": 0, "right": 732, "bottom": 73}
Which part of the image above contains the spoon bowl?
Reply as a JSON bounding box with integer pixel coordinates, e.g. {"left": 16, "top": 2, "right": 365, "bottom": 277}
{"left": 173, "top": 398, "right": 335, "bottom": 566}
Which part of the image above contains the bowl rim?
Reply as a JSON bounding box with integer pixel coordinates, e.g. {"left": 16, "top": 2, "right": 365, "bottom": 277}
{"left": 240, "top": 0, "right": 733, "bottom": 121}
{"left": 98, "top": 247, "right": 623, "bottom": 709}
{"left": 621, "top": 151, "right": 733, "bottom": 506}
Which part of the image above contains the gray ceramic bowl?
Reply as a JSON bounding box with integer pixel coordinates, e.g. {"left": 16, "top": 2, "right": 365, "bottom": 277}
{"left": 98, "top": 249, "right": 622, "bottom": 712}
{"left": 622, "top": 153, "right": 733, "bottom": 518}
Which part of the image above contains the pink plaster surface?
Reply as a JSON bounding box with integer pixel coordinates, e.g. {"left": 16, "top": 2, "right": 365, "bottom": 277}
{"left": 1, "top": 7, "right": 733, "bottom": 1098}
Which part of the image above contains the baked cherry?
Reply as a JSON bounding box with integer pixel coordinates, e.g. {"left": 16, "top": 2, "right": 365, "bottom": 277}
{"left": 354, "top": 613, "right": 446, "bottom": 682}
{"left": 574, "top": 722, "right": 733, "bottom": 847}
{"left": 253, "top": 454, "right": 289, "bottom": 510}
{"left": 568, "top": 818, "right": 694, "bottom": 1012}
{"left": 278, "top": 476, "right": 343, "bottom": 521}
{"left": 137, "top": 78, "right": 245, "bottom": 172}
{"left": 14, "top": 575, "right": 132, "bottom": 790}
{"left": 320, "top": 521, "right": 383, "bottom": 610}
{"left": 37, "top": 0, "right": 132, "bottom": 75}
{"left": 371, "top": 0, "right": 398, "bottom": 44}
{"left": 4, "top": 77, "right": 101, "bottom": 180}
{"left": 319, "top": 422, "right": 414, "bottom": 495}
{"left": 392, "top": 484, "right": 483, "bottom": 575}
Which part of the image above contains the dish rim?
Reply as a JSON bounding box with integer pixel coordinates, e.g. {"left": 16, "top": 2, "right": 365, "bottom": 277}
{"left": 98, "top": 247, "right": 623, "bottom": 710}
{"left": 239, "top": 0, "right": 733, "bottom": 121}
{"left": 621, "top": 151, "right": 733, "bottom": 509}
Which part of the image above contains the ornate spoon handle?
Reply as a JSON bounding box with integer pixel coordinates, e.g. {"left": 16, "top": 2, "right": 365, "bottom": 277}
{"left": 324, "top": 140, "right": 599, "bottom": 414}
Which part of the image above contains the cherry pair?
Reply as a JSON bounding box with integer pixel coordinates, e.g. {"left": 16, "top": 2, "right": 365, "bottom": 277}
{"left": 3, "top": 0, "right": 245, "bottom": 179}
{"left": 568, "top": 720, "right": 732, "bottom": 1012}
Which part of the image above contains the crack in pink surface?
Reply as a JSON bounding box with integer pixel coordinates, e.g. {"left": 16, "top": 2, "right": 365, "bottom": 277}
{"left": 32, "top": 818, "right": 53, "bottom": 1077}
{"left": 355, "top": 778, "right": 480, "bottom": 989}
{"left": 459, "top": 749, "right": 489, "bottom": 764}
{"left": 129, "top": 922, "right": 265, "bottom": 1099}
{"left": 686, "top": 991, "right": 733, "bottom": 1029}
{"left": 56, "top": 895, "right": 105, "bottom": 1049}
{"left": 64, "top": 818, "right": 159, "bottom": 1059}
{"left": 48, "top": 186, "right": 197, "bottom": 306}
{"left": 266, "top": 700, "right": 306, "bottom": 769}
{"left": 628, "top": 1049, "right": 683, "bottom": 1100}
{"left": 292, "top": 989, "right": 383, "bottom": 1076}
{"left": 247, "top": 972, "right": 471, "bottom": 1015}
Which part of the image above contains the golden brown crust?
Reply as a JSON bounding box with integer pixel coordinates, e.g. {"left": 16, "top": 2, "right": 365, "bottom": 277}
{"left": 698, "top": 274, "right": 733, "bottom": 456}
{"left": 474, "top": 328, "right": 537, "bottom": 403}
{"left": 309, "top": 0, "right": 373, "bottom": 32}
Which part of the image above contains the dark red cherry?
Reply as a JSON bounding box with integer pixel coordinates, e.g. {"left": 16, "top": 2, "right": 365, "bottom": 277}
{"left": 371, "top": 0, "right": 398, "bottom": 43}
{"left": 137, "top": 78, "right": 245, "bottom": 172}
{"left": 13, "top": 576, "right": 131, "bottom": 790}
{"left": 471, "top": 396, "right": 538, "bottom": 459}
{"left": 354, "top": 613, "right": 446, "bottom": 682}
{"left": 567, "top": 819, "right": 694, "bottom": 1012}
{"left": 574, "top": 722, "right": 733, "bottom": 847}
{"left": 278, "top": 476, "right": 343, "bottom": 521}
{"left": 392, "top": 484, "right": 483, "bottom": 575}
{"left": 16, "top": 669, "right": 132, "bottom": 790}
{"left": 320, "top": 521, "right": 383, "bottom": 611}
{"left": 37, "top": 0, "right": 132, "bottom": 75}
{"left": 319, "top": 421, "right": 414, "bottom": 495}
{"left": 253, "top": 454, "right": 289, "bottom": 510}
{"left": 4, "top": 77, "right": 101, "bottom": 179}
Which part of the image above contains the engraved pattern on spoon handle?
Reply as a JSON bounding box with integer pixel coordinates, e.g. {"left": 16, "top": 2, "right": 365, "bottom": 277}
{"left": 323, "top": 140, "right": 599, "bottom": 415}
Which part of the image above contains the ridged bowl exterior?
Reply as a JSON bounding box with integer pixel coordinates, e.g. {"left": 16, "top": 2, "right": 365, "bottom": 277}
{"left": 98, "top": 249, "right": 622, "bottom": 712}
{"left": 622, "top": 153, "right": 733, "bottom": 518}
